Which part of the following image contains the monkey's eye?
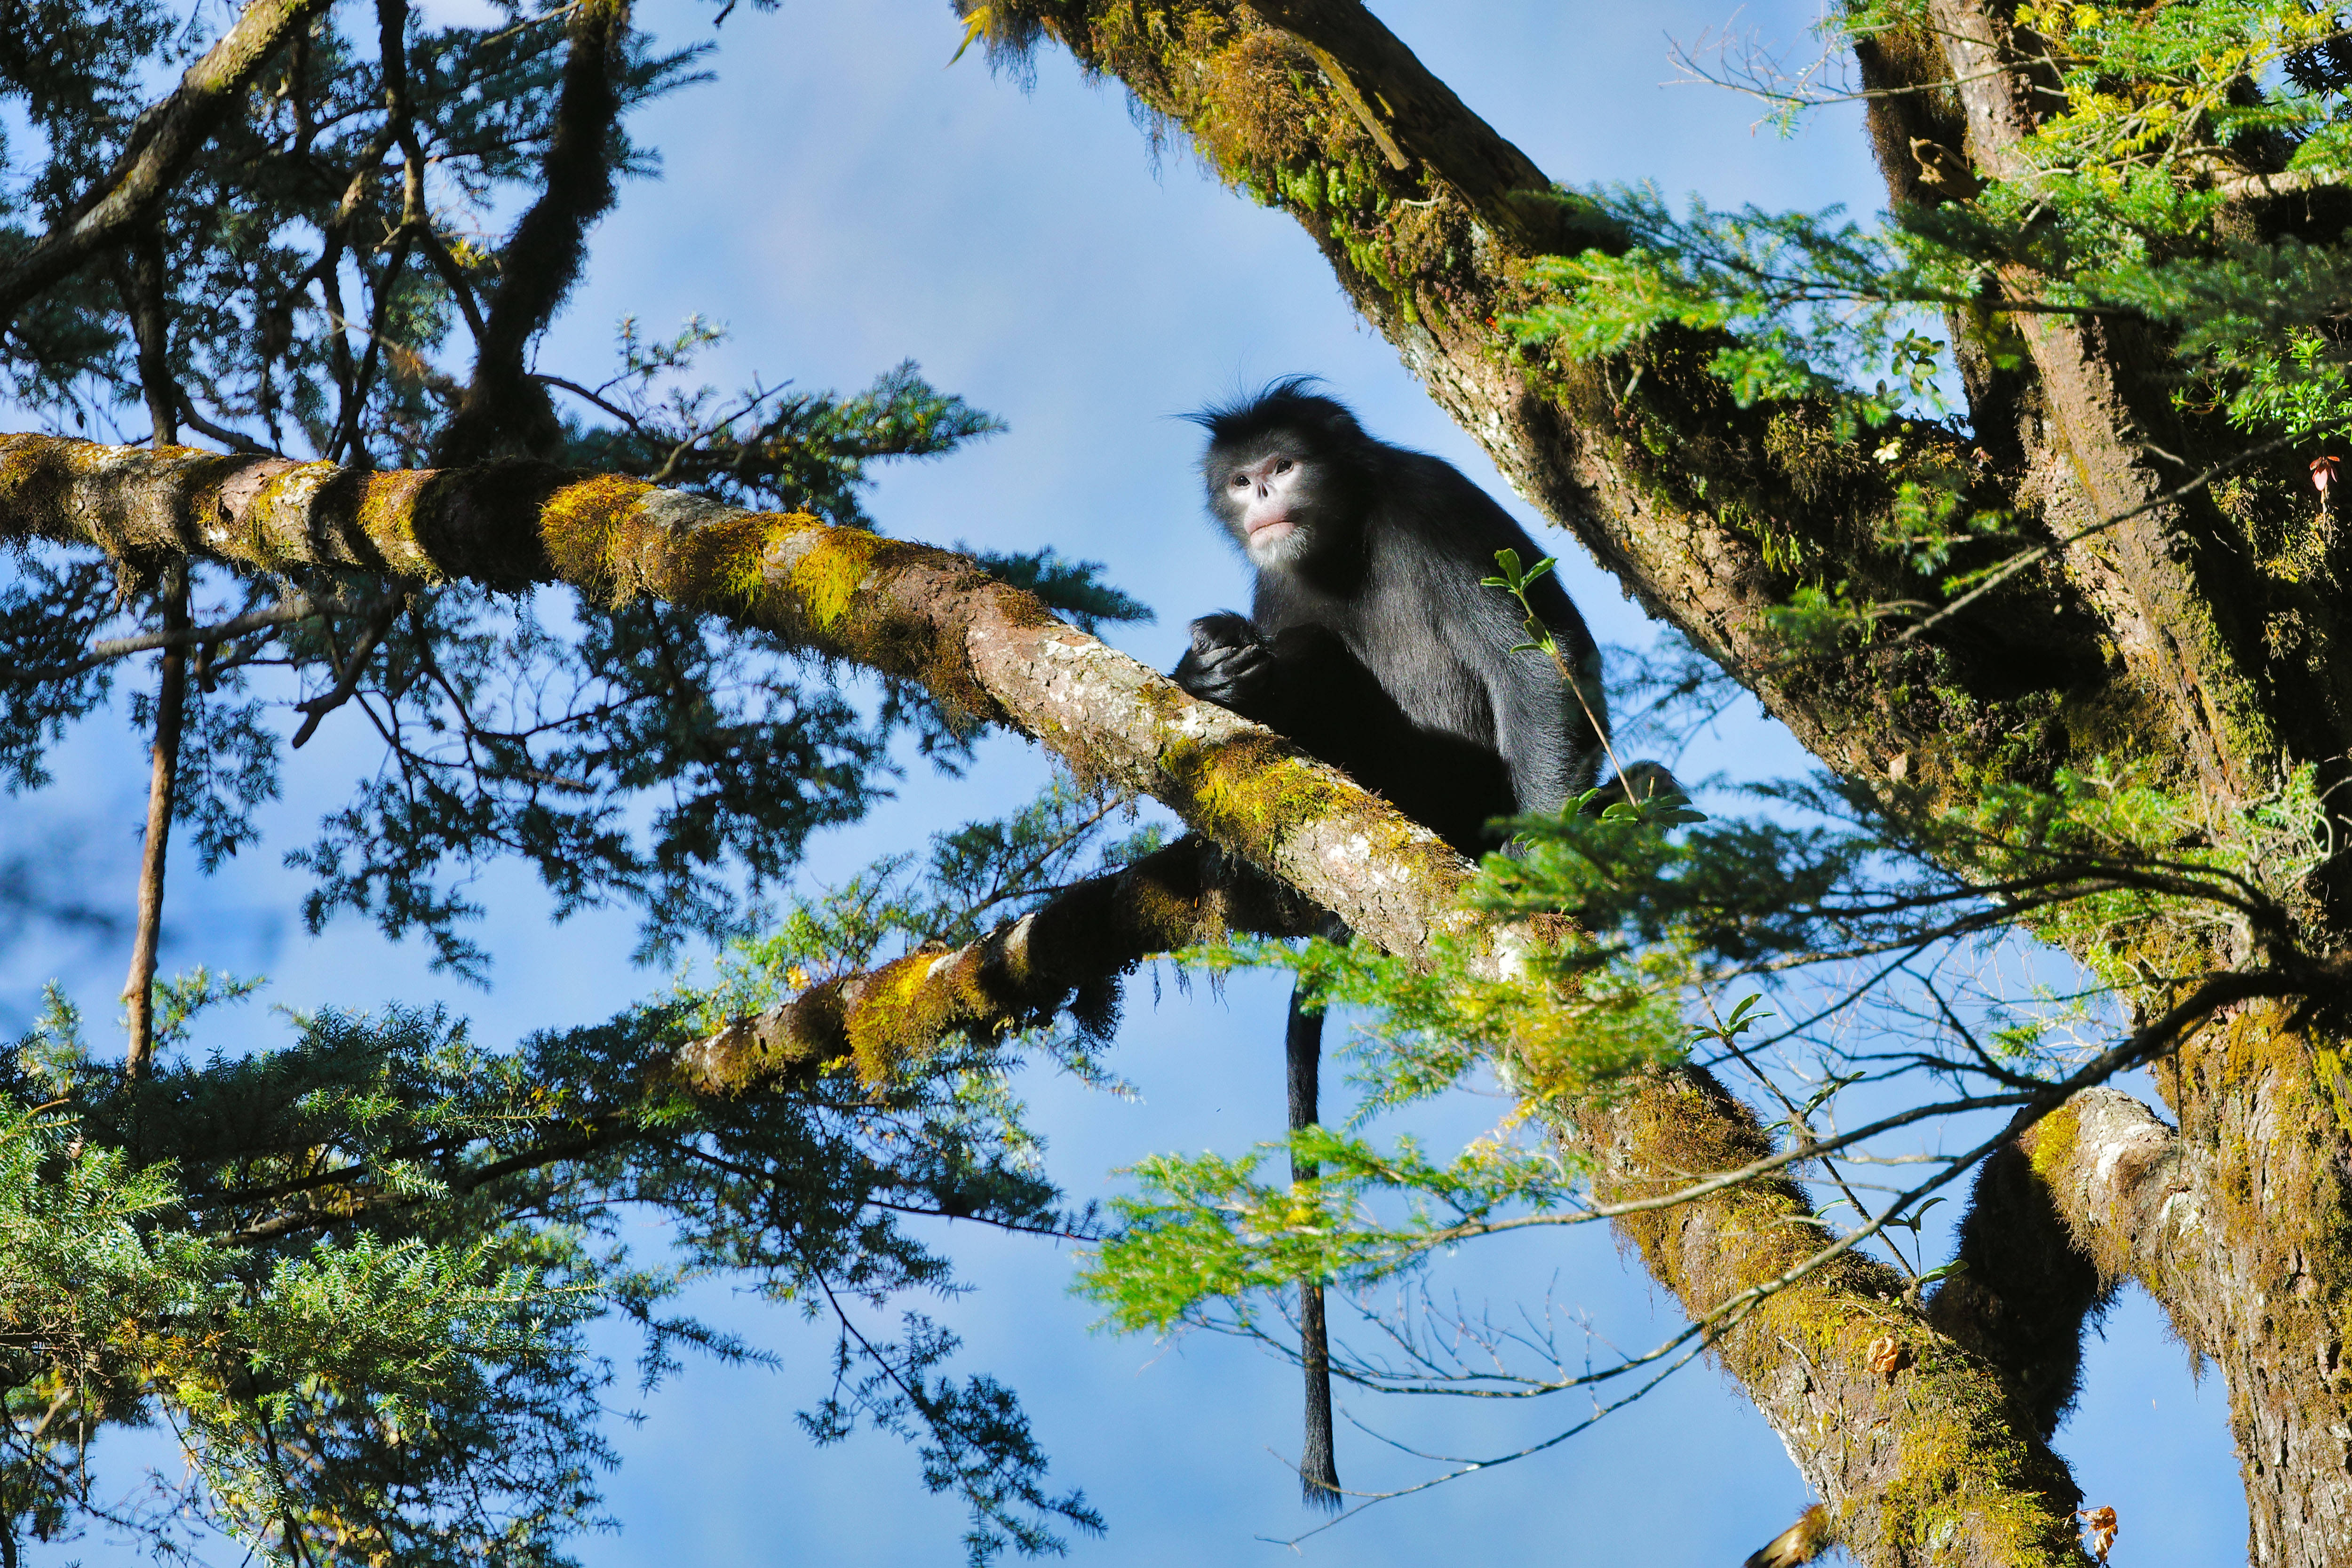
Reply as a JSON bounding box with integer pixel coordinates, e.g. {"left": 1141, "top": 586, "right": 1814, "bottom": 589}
{"left": 1273, "top": 459, "right": 1293, "bottom": 474}
{"left": 1230, "top": 474, "right": 1249, "bottom": 487}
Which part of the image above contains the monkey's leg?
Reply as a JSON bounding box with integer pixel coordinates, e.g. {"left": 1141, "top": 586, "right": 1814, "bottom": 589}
{"left": 1287, "top": 983, "right": 1343, "bottom": 1511}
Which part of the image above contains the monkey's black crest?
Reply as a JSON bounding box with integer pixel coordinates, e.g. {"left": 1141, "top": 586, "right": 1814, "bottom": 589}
{"left": 1184, "top": 375, "right": 1358, "bottom": 447}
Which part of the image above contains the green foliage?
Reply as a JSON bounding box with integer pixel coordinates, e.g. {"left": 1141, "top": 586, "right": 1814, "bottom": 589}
{"left": 556, "top": 328, "right": 1008, "bottom": 526}
{"left": 4, "top": 847, "right": 1132, "bottom": 1566}
{"left": 0, "top": 1018, "right": 613, "bottom": 1567}
{"left": 1507, "top": 190, "right": 1965, "bottom": 434}
{"left": 1082, "top": 1129, "right": 1590, "bottom": 1336}
{"left": 967, "top": 546, "right": 1155, "bottom": 637}
{"left": 0, "top": 1, "right": 1132, "bottom": 979}
{"left": 279, "top": 585, "right": 894, "bottom": 977}
{"left": 1083, "top": 804, "right": 1706, "bottom": 1354}
{"left": 1521, "top": 2, "right": 2352, "bottom": 478}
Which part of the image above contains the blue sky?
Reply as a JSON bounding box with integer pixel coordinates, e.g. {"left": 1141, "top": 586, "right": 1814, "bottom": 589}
{"left": 10, "top": 1, "right": 2250, "bottom": 1562}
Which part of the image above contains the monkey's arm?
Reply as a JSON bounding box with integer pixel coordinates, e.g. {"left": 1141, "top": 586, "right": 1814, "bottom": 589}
{"left": 1481, "top": 608, "right": 1607, "bottom": 818}
{"left": 1179, "top": 617, "right": 1511, "bottom": 856}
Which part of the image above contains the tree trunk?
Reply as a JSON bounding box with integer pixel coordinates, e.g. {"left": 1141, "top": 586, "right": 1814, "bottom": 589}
{"left": 2037, "top": 1054, "right": 2352, "bottom": 1564}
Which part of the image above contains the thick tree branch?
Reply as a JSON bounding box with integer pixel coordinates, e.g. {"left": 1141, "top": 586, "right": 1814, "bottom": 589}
{"left": 1584, "top": 1073, "right": 2086, "bottom": 1568}
{"left": 1913, "top": 0, "right": 2287, "bottom": 807}
{"left": 0, "top": 0, "right": 334, "bottom": 333}
{"left": 0, "top": 434, "right": 1468, "bottom": 959}
{"left": 1923, "top": 1142, "right": 2108, "bottom": 1440}
{"left": 1234, "top": 0, "right": 1619, "bottom": 255}
{"left": 431, "top": 0, "right": 630, "bottom": 466}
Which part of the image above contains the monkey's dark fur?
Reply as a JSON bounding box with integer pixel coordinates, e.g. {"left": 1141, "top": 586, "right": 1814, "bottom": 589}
{"left": 1172, "top": 380, "right": 1627, "bottom": 1509}
{"left": 1175, "top": 379, "right": 1611, "bottom": 858}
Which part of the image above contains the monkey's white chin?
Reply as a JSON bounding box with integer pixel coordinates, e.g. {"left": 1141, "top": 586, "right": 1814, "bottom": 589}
{"left": 1243, "top": 520, "right": 1306, "bottom": 568}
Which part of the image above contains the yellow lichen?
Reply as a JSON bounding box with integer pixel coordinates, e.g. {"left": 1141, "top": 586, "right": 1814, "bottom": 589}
{"left": 536, "top": 473, "right": 658, "bottom": 600}
{"left": 787, "top": 526, "right": 889, "bottom": 629}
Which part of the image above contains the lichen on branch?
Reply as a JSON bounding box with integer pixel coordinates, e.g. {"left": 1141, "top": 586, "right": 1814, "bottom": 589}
{"left": 0, "top": 431, "right": 1466, "bottom": 955}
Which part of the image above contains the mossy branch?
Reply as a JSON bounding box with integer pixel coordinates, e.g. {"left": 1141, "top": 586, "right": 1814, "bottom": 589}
{"left": 432, "top": 0, "right": 631, "bottom": 466}
{"left": 1240, "top": 0, "right": 1622, "bottom": 255}
{"left": 0, "top": 433, "right": 1466, "bottom": 958}
{"left": 1590, "top": 1073, "right": 2089, "bottom": 1568}
{"left": 674, "top": 836, "right": 1312, "bottom": 1093}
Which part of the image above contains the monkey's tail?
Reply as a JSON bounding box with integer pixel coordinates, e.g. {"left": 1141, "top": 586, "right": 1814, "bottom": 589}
{"left": 1287, "top": 985, "right": 1343, "bottom": 1512}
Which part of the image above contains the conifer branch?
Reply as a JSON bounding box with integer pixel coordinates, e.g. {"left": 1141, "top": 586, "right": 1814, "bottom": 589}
{"left": 0, "top": 0, "right": 335, "bottom": 333}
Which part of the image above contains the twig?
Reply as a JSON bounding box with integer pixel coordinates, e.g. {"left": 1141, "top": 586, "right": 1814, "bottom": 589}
{"left": 291, "top": 592, "right": 407, "bottom": 748}
{"left": 122, "top": 566, "right": 189, "bottom": 1082}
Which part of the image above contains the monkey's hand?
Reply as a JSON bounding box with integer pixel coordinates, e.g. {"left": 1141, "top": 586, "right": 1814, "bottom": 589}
{"left": 1173, "top": 613, "right": 1279, "bottom": 716}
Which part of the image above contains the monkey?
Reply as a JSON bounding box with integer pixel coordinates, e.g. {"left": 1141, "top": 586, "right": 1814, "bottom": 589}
{"left": 1175, "top": 378, "right": 1625, "bottom": 854}
{"left": 1170, "top": 378, "right": 1671, "bottom": 1509}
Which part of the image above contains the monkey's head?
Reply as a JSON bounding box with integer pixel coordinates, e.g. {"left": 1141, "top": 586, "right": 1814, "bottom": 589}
{"left": 1189, "top": 377, "right": 1372, "bottom": 573}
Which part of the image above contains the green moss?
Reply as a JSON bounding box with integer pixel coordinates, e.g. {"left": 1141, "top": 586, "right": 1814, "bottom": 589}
{"left": 785, "top": 525, "right": 887, "bottom": 628}
{"left": 2314, "top": 1047, "right": 2352, "bottom": 1146}
{"left": 537, "top": 473, "right": 658, "bottom": 598}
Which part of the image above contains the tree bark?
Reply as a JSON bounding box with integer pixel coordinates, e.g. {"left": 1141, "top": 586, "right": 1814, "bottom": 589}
{"left": 2033, "top": 1069, "right": 2352, "bottom": 1565}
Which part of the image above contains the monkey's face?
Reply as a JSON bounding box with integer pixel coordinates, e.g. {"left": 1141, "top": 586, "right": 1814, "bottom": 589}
{"left": 1208, "top": 436, "right": 1328, "bottom": 571}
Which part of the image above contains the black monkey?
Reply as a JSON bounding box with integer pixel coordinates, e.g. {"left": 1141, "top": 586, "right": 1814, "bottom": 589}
{"left": 1176, "top": 380, "right": 1619, "bottom": 856}
{"left": 1171, "top": 379, "right": 1650, "bottom": 1510}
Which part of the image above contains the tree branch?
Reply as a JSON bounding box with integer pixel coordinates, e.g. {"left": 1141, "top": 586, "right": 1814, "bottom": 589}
{"left": 122, "top": 566, "right": 189, "bottom": 1083}
{"left": 431, "top": 0, "right": 631, "bottom": 466}
{"left": 675, "top": 836, "right": 1311, "bottom": 1092}
{"left": 0, "top": 0, "right": 334, "bottom": 333}
{"left": 1240, "top": 0, "right": 1621, "bottom": 255}
{"left": 0, "top": 433, "right": 1468, "bottom": 958}
{"left": 1914, "top": 0, "right": 2287, "bottom": 806}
